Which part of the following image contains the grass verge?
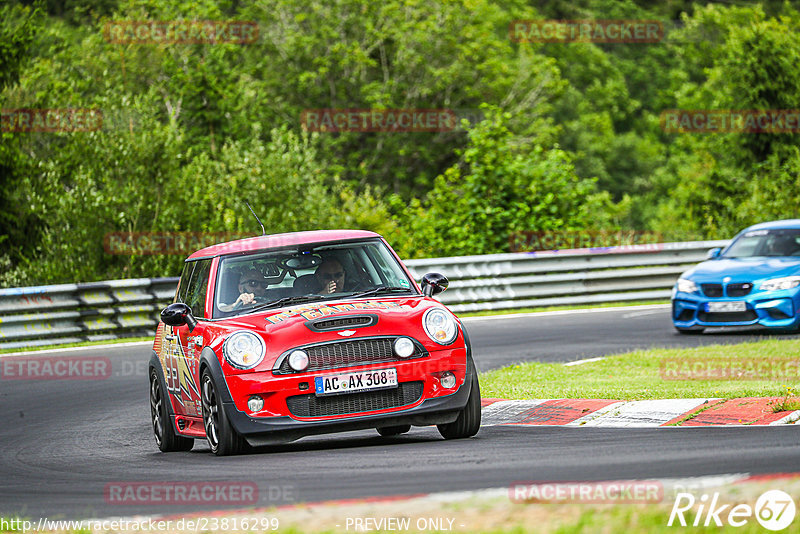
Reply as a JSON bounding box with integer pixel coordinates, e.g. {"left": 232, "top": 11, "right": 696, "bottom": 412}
{"left": 479, "top": 338, "right": 800, "bottom": 400}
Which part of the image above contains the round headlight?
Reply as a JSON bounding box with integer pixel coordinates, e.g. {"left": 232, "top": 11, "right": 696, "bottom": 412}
{"left": 288, "top": 350, "right": 310, "bottom": 371}
{"left": 394, "top": 337, "right": 416, "bottom": 358}
{"left": 222, "top": 331, "right": 265, "bottom": 370}
{"left": 422, "top": 308, "right": 458, "bottom": 345}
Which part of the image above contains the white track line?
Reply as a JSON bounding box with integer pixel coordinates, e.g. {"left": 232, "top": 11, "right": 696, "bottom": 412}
{"left": 0, "top": 341, "right": 152, "bottom": 358}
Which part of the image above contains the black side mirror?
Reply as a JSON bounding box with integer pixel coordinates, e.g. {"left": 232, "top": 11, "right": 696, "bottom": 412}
{"left": 421, "top": 272, "right": 449, "bottom": 297}
{"left": 160, "top": 302, "right": 198, "bottom": 332}
{"left": 706, "top": 247, "right": 722, "bottom": 260}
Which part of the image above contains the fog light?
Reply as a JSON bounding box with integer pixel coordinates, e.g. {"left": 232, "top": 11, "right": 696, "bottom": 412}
{"left": 394, "top": 337, "right": 415, "bottom": 358}
{"left": 247, "top": 395, "right": 264, "bottom": 412}
{"left": 441, "top": 371, "right": 456, "bottom": 389}
{"left": 288, "top": 350, "right": 309, "bottom": 371}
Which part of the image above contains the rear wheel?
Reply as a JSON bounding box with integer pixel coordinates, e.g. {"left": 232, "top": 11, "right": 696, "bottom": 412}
{"left": 437, "top": 374, "right": 481, "bottom": 440}
{"left": 201, "top": 370, "right": 249, "bottom": 456}
{"left": 149, "top": 370, "right": 193, "bottom": 452}
{"left": 376, "top": 425, "right": 411, "bottom": 437}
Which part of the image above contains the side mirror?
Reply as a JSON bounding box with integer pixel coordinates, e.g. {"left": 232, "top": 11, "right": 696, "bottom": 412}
{"left": 706, "top": 247, "right": 722, "bottom": 260}
{"left": 160, "top": 302, "right": 198, "bottom": 332}
{"left": 421, "top": 272, "right": 449, "bottom": 297}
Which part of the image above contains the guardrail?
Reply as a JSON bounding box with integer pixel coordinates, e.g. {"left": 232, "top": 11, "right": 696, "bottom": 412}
{"left": 0, "top": 240, "right": 728, "bottom": 350}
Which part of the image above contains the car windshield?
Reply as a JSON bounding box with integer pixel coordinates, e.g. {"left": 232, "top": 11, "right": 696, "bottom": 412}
{"left": 722, "top": 228, "right": 800, "bottom": 258}
{"left": 212, "top": 238, "right": 416, "bottom": 318}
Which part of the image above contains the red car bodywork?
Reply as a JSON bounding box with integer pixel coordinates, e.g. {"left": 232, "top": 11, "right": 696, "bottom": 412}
{"left": 149, "top": 230, "right": 478, "bottom": 451}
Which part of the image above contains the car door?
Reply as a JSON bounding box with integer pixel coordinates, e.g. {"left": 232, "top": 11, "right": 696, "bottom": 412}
{"left": 164, "top": 259, "right": 211, "bottom": 418}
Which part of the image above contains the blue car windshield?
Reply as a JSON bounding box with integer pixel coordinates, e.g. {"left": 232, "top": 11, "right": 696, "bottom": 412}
{"left": 723, "top": 229, "right": 800, "bottom": 258}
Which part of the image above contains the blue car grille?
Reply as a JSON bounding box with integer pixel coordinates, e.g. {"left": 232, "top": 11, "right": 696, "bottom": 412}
{"left": 700, "top": 282, "right": 752, "bottom": 298}
{"left": 727, "top": 283, "right": 753, "bottom": 297}
{"left": 701, "top": 284, "right": 723, "bottom": 297}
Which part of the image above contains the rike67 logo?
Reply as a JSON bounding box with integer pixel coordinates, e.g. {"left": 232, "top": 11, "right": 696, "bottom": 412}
{"left": 669, "top": 490, "right": 796, "bottom": 531}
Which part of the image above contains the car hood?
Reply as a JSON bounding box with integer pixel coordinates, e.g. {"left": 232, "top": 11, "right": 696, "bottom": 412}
{"left": 682, "top": 257, "right": 800, "bottom": 283}
{"left": 204, "top": 295, "right": 456, "bottom": 372}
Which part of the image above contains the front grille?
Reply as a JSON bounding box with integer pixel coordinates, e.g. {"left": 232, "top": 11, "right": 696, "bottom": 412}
{"left": 697, "top": 310, "right": 757, "bottom": 323}
{"left": 274, "top": 337, "right": 426, "bottom": 374}
{"left": 677, "top": 309, "right": 695, "bottom": 321}
{"left": 701, "top": 283, "right": 723, "bottom": 298}
{"left": 286, "top": 381, "right": 424, "bottom": 417}
{"left": 726, "top": 283, "right": 752, "bottom": 297}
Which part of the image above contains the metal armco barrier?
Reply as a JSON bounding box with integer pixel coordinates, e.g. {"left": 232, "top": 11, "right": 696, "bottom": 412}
{"left": 0, "top": 240, "right": 729, "bottom": 350}
{"left": 0, "top": 278, "right": 179, "bottom": 350}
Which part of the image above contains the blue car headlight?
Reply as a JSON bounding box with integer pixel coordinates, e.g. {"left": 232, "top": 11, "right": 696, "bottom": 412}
{"left": 676, "top": 278, "right": 699, "bottom": 294}
{"left": 759, "top": 276, "right": 800, "bottom": 292}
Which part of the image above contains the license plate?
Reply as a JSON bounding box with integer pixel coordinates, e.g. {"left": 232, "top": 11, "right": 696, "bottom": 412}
{"left": 706, "top": 301, "right": 747, "bottom": 313}
{"left": 314, "top": 368, "right": 398, "bottom": 396}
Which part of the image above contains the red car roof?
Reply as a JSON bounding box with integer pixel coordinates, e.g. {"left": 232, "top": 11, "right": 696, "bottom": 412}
{"left": 187, "top": 229, "right": 381, "bottom": 259}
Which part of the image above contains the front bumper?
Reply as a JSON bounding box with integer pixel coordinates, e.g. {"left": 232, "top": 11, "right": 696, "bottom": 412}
{"left": 672, "top": 291, "right": 800, "bottom": 330}
{"left": 201, "top": 345, "right": 475, "bottom": 445}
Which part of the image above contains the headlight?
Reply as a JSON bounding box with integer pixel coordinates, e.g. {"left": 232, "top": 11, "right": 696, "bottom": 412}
{"left": 423, "top": 308, "right": 458, "bottom": 345}
{"left": 760, "top": 276, "right": 800, "bottom": 291}
{"left": 222, "top": 331, "right": 265, "bottom": 370}
{"left": 676, "top": 278, "right": 699, "bottom": 294}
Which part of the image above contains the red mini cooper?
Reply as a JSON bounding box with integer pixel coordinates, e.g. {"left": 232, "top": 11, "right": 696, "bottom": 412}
{"left": 149, "top": 230, "right": 480, "bottom": 455}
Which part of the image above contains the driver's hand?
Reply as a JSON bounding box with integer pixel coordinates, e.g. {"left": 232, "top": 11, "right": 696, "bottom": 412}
{"left": 325, "top": 280, "right": 337, "bottom": 294}
{"left": 238, "top": 292, "right": 255, "bottom": 305}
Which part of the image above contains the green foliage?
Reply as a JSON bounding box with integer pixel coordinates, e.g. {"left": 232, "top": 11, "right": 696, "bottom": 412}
{"left": 5, "top": 0, "right": 800, "bottom": 285}
{"left": 398, "top": 107, "right": 615, "bottom": 258}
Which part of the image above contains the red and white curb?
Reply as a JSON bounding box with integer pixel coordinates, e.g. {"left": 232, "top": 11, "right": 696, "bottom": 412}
{"left": 480, "top": 398, "right": 800, "bottom": 427}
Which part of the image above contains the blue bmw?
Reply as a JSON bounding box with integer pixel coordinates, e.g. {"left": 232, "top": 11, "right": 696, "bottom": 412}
{"left": 672, "top": 220, "right": 800, "bottom": 334}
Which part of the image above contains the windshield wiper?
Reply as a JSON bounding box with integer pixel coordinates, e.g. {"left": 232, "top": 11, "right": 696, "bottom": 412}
{"left": 348, "top": 286, "right": 413, "bottom": 299}
{"left": 248, "top": 294, "right": 326, "bottom": 313}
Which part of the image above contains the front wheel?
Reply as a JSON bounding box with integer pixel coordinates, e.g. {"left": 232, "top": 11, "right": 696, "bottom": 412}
{"left": 437, "top": 374, "right": 481, "bottom": 440}
{"left": 150, "top": 370, "right": 194, "bottom": 452}
{"left": 201, "top": 370, "right": 249, "bottom": 456}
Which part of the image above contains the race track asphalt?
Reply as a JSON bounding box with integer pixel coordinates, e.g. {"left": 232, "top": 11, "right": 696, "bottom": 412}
{"left": 0, "top": 306, "right": 797, "bottom": 519}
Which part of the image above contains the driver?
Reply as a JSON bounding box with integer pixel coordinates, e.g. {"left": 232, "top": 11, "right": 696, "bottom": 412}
{"left": 219, "top": 268, "right": 268, "bottom": 311}
{"left": 315, "top": 258, "right": 346, "bottom": 294}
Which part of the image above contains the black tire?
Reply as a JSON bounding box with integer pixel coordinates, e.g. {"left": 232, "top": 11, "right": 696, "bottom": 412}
{"left": 376, "top": 425, "right": 411, "bottom": 437}
{"left": 201, "top": 370, "right": 249, "bottom": 456}
{"left": 149, "top": 370, "right": 194, "bottom": 452}
{"left": 676, "top": 328, "right": 703, "bottom": 335}
{"left": 437, "top": 374, "right": 481, "bottom": 439}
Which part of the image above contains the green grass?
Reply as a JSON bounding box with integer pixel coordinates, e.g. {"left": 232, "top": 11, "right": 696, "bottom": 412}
{"left": 480, "top": 338, "right": 800, "bottom": 401}
{"left": 0, "top": 336, "right": 152, "bottom": 355}
{"left": 458, "top": 300, "right": 669, "bottom": 317}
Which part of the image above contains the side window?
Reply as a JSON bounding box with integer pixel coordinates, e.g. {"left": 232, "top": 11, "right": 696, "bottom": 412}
{"left": 184, "top": 260, "right": 212, "bottom": 318}
{"left": 174, "top": 262, "right": 194, "bottom": 304}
